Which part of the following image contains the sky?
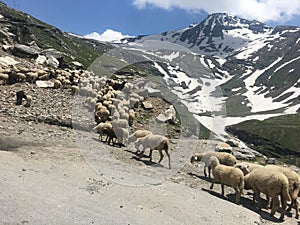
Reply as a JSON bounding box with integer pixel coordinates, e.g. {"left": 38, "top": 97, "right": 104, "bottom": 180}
{"left": 2, "top": 0, "right": 300, "bottom": 42}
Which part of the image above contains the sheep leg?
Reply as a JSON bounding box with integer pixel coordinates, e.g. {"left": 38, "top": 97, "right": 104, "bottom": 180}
{"left": 233, "top": 187, "right": 241, "bottom": 204}
{"left": 204, "top": 166, "right": 208, "bottom": 177}
{"left": 287, "top": 198, "right": 299, "bottom": 219}
{"left": 157, "top": 150, "right": 164, "bottom": 163}
{"left": 164, "top": 149, "right": 171, "bottom": 169}
{"left": 208, "top": 165, "right": 211, "bottom": 178}
{"left": 221, "top": 184, "right": 225, "bottom": 196}
{"left": 210, "top": 180, "right": 214, "bottom": 190}
{"left": 279, "top": 193, "right": 288, "bottom": 221}
{"left": 266, "top": 195, "right": 270, "bottom": 209}
{"left": 149, "top": 149, "right": 153, "bottom": 162}
{"left": 270, "top": 196, "right": 280, "bottom": 218}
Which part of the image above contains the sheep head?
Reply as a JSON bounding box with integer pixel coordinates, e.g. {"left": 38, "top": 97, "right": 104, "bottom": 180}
{"left": 190, "top": 153, "right": 204, "bottom": 163}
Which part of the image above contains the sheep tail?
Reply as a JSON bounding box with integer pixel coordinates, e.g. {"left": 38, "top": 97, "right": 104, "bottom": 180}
{"left": 282, "top": 183, "right": 291, "bottom": 202}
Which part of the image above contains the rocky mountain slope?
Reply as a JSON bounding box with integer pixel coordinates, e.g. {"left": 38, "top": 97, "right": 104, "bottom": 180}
{"left": 0, "top": 2, "right": 111, "bottom": 68}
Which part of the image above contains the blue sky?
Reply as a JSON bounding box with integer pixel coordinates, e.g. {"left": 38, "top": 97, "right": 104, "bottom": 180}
{"left": 2, "top": 0, "right": 300, "bottom": 41}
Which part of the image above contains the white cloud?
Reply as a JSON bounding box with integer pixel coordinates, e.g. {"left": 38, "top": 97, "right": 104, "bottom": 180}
{"left": 132, "top": 0, "right": 300, "bottom": 23}
{"left": 84, "top": 29, "right": 132, "bottom": 42}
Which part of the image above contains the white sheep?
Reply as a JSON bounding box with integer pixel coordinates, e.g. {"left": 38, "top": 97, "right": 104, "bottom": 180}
{"left": 266, "top": 165, "right": 300, "bottom": 219}
{"left": 190, "top": 151, "right": 237, "bottom": 178}
{"left": 92, "top": 121, "right": 112, "bottom": 141}
{"left": 135, "top": 134, "right": 171, "bottom": 169}
{"left": 24, "top": 95, "right": 32, "bottom": 107}
{"left": 209, "top": 156, "right": 244, "bottom": 204}
{"left": 127, "top": 130, "right": 153, "bottom": 145}
{"left": 244, "top": 167, "right": 291, "bottom": 221}
{"left": 234, "top": 162, "right": 264, "bottom": 175}
{"left": 103, "top": 127, "right": 129, "bottom": 147}
{"left": 95, "top": 108, "right": 110, "bottom": 123}
{"left": 128, "top": 109, "right": 135, "bottom": 126}
{"left": 111, "top": 119, "right": 129, "bottom": 129}
{"left": 53, "top": 79, "right": 62, "bottom": 89}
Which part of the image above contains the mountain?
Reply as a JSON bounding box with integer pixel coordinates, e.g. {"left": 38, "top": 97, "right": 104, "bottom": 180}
{"left": 123, "top": 13, "right": 272, "bottom": 57}
{"left": 0, "top": 2, "right": 299, "bottom": 160}
{"left": 119, "top": 13, "right": 300, "bottom": 160}
{"left": 0, "top": 2, "right": 111, "bottom": 68}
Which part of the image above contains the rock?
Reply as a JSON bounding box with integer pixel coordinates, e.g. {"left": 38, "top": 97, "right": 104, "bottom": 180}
{"left": 156, "top": 113, "right": 169, "bottom": 123}
{"left": 2, "top": 44, "right": 12, "bottom": 51}
{"left": 226, "top": 139, "right": 239, "bottom": 147}
{"left": 142, "top": 101, "right": 153, "bottom": 110}
{"left": 36, "top": 80, "right": 54, "bottom": 88}
{"left": 46, "top": 56, "right": 59, "bottom": 68}
{"left": 41, "top": 48, "right": 63, "bottom": 59}
{"left": 265, "top": 158, "right": 276, "bottom": 164}
{"left": 36, "top": 55, "right": 47, "bottom": 64}
{"left": 71, "top": 61, "right": 83, "bottom": 69}
{"left": 216, "top": 142, "right": 232, "bottom": 153}
{"left": 0, "top": 56, "right": 18, "bottom": 66}
{"left": 12, "top": 44, "right": 40, "bottom": 58}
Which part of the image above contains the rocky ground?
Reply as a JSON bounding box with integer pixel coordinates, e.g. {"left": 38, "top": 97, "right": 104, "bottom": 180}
{"left": 0, "top": 82, "right": 299, "bottom": 225}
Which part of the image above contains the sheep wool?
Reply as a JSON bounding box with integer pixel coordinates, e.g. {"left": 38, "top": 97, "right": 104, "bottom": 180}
{"left": 244, "top": 167, "right": 291, "bottom": 221}
{"left": 190, "top": 151, "right": 237, "bottom": 178}
{"left": 209, "top": 156, "right": 244, "bottom": 204}
{"left": 135, "top": 134, "right": 171, "bottom": 169}
{"left": 265, "top": 165, "right": 300, "bottom": 219}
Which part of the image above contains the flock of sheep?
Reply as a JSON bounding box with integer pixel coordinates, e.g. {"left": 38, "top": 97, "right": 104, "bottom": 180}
{"left": 80, "top": 76, "right": 299, "bottom": 222}
{"left": 77, "top": 77, "right": 173, "bottom": 169}
{"left": 190, "top": 151, "right": 300, "bottom": 221}
{"left": 3, "top": 62, "right": 299, "bottom": 222}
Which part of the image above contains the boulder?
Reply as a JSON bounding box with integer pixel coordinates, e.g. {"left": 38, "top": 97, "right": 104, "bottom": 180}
{"left": 0, "top": 56, "right": 18, "bottom": 66}
{"left": 12, "top": 44, "right": 40, "bottom": 58}
{"left": 36, "top": 80, "right": 54, "bottom": 88}
{"left": 216, "top": 142, "right": 233, "bottom": 153}
{"left": 36, "top": 55, "right": 47, "bottom": 64}
{"left": 46, "top": 56, "right": 59, "bottom": 68}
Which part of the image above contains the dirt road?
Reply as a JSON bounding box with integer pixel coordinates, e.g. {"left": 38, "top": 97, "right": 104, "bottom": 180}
{"left": 0, "top": 119, "right": 298, "bottom": 225}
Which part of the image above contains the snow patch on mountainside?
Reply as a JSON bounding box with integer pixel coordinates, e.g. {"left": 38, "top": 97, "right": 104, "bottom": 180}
{"left": 243, "top": 57, "right": 287, "bottom": 113}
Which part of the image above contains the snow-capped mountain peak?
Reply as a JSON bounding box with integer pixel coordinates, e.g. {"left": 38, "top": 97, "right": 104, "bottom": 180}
{"left": 122, "top": 13, "right": 272, "bottom": 57}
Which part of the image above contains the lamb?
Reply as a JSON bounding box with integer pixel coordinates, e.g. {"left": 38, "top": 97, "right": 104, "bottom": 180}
{"left": 234, "top": 162, "right": 264, "bottom": 175}
{"left": 95, "top": 108, "right": 110, "bottom": 124}
{"left": 103, "top": 127, "right": 129, "bottom": 147}
{"left": 244, "top": 167, "right": 291, "bottom": 221}
{"left": 53, "top": 79, "right": 62, "bottom": 89}
{"left": 190, "top": 151, "right": 237, "bottom": 178}
{"left": 128, "top": 109, "right": 135, "bottom": 126}
{"left": 265, "top": 165, "right": 300, "bottom": 219}
{"left": 127, "top": 130, "right": 152, "bottom": 145}
{"left": 92, "top": 121, "right": 112, "bottom": 141}
{"left": 26, "top": 72, "right": 38, "bottom": 83}
{"left": 209, "top": 156, "right": 244, "bottom": 204}
{"left": 111, "top": 119, "right": 129, "bottom": 129}
{"left": 135, "top": 134, "right": 171, "bottom": 169}
{"left": 24, "top": 95, "right": 32, "bottom": 107}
